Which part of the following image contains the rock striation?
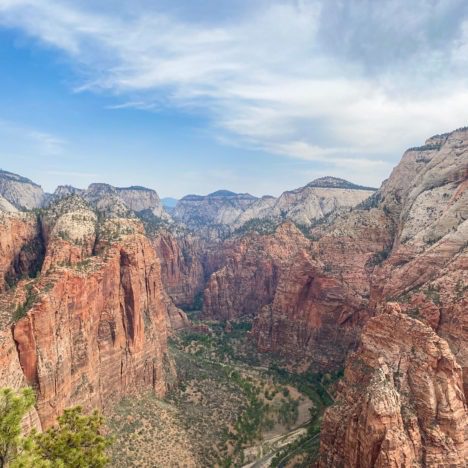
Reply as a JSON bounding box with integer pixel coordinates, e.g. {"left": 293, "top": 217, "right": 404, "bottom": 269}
{"left": 318, "top": 303, "right": 467, "bottom": 467}
{"left": 172, "top": 179, "right": 375, "bottom": 238}
{"left": 173, "top": 190, "right": 258, "bottom": 239}
{"left": 153, "top": 231, "right": 206, "bottom": 309}
{"left": 0, "top": 196, "right": 177, "bottom": 429}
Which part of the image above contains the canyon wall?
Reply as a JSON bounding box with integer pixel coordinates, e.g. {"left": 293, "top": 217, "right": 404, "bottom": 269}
{"left": 0, "top": 197, "right": 176, "bottom": 428}
{"left": 318, "top": 303, "right": 467, "bottom": 467}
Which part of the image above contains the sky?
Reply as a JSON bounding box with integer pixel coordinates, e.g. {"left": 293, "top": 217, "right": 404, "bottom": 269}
{"left": 0, "top": 0, "right": 468, "bottom": 198}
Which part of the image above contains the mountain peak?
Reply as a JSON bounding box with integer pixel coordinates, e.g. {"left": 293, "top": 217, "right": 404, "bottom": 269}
{"left": 208, "top": 190, "right": 239, "bottom": 197}
{"left": 306, "top": 176, "right": 377, "bottom": 191}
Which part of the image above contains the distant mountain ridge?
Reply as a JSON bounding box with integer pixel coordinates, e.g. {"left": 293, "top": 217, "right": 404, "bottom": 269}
{"left": 0, "top": 169, "right": 45, "bottom": 210}
{"left": 0, "top": 168, "right": 375, "bottom": 238}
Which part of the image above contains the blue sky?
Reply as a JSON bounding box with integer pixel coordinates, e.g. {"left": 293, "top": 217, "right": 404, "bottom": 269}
{"left": 0, "top": 0, "right": 468, "bottom": 197}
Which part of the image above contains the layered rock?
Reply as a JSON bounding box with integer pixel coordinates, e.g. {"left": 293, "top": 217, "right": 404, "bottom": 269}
{"left": 314, "top": 129, "right": 468, "bottom": 464}
{"left": 252, "top": 209, "right": 392, "bottom": 370}
{"left": 234, "top": 177, "right": 376, "bottom": 228}
{"left": 0, "top": 169, "right": 45, "bottom": 210}
{"left": 173, "top": 179, "right": 375, "bottom": 239}
{"left": 318, "top": 304, "right": 467, "bottom": 467}
{"left": 0, "top": 200, "right": 177, "bottom": 428}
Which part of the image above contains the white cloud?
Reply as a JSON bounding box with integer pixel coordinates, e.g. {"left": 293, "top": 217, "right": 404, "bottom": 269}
{"left": 0, "top": 120, "right": 66, "bottom": 156}
{"left": 1, "top": 0, "right": 468, "bottom": 184}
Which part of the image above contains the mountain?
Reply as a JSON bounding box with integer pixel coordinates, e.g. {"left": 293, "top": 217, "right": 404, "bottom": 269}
{"left": 201, "top": 127, "right": 468, "bottom": 465}
{"left": 173, "top": 178, "right": 375, "bottom": 237}
{"left": 233, "top": 176, "right": 376, "bottom": 228}
{"left": 0, "top": 169, "right": 45, "bottom": 210}
{"left": 0, "top": 192, "right": 180, "bottom": 429}
{"left": 173, "top": 190, "right": 258, "bottom": 235}
{"left": 52, "top": 182, "right": 169, "bottom": 219}
{"left": 0, "top": 127, "right": 465, "bottom": 465}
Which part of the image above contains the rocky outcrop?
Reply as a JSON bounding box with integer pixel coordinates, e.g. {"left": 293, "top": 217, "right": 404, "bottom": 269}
{"left": 315, "top": 129, "right": 468, "bottom": 465}
{"left": 0, "top": 201, "right": 177, "bottom": 428}
{"left": 250, "top": 209, "right": 392, "bottom": 370}
{"left": 318, "top": 304, "right": 467, "bottom": 467}
{"left": 0, "top": 194, "right": 18, "bottom": 213}
{"left": 0, "top": 169, "right": 45, "bottom": 210}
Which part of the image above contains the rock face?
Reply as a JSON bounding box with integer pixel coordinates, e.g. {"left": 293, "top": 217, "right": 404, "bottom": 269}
{"left": 173, "top": 190, "right": 258, "bottom": 238}
{"left": 234, "top": 177, "right": 376, "bottom": 228}
{"left": 0, "top": 212, "right": 43, "bottom": 293}
{"left": 200, "top": 128, "right": 468, "bottom": 462}
{"left": 318, "top": 304, "right": 467, "bottom": 467}
{"left": 0, "top": 194, "right": 18, "bottom": 213}
{"left": 173, "top": 179, "right": 375, "bottom": 238}
{"left": 314, "top": 129, "right": 468, "bottom": 464}
{"left": 153, "top": 231, "right": 206, "bottom": 309}
{"left": 0, "top": 169, "right": 45, "bottom": 210}
{"left": 52, "top": 183, "right": 169, "bottom": 219}
{"left": 0, "top": 197, "right": 176, "bottom": 429}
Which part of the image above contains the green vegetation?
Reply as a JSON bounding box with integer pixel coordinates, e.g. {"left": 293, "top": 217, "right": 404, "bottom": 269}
{"left": 25, "top": 407, "right": 111, "bottom": 467}
{"left": 424, "top": 284, "right": 441, "bottom": 305}
{"left": 0, "top": 387, "right": 36, "bottom": 468}
{"left": 170, "top": 321, "right": 341, "bottom": 466}
{"left": 12, "top": 283, "right": 38, "bottom": 322}
{"left": 366, "top": 246, "right": 391, "bottom": 267}
{"left": 0, "top": 387, "right": 111, "bottom": 467}
{"left": 294, "top": 223, "right": 320, "bottom": 240}
{"left": 233, "top": 218, "right": 278, "bottom": 237}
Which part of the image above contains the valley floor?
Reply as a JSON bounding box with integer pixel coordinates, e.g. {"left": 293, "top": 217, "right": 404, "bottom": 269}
{"left": 106, "top": 318, "right": 338, "bottom": 467}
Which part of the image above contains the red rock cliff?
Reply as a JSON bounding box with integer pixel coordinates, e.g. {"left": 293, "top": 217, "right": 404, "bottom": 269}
{"left": 0, "top": 199, "right": 176, "bottom": 428}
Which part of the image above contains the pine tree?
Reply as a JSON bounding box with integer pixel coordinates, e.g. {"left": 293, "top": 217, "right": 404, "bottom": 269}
{"left": 23, "top": 406, "right": 111, "bottom": 467}
{"left": 0, "top": 388, "right": 35, "bottom": 468}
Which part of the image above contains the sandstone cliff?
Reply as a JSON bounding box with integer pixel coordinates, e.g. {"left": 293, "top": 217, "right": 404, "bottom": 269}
{"left": 315, "top": 129, "right": 468, "bottom": 465}
{"left": 173, "top": 190, "right": 258, "bottom": 239}
{"left": 0, "top": 198, "right": 177, "bottom": 428}
{"left": 153, "top": 231, "right": 206, "bottom": 309}
{"left": 319, "top": 304, "right": 467, "bottom": 467}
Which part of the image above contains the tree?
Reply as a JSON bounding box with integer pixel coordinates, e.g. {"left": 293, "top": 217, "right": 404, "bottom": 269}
{"left": 0, "top": 387, "right": 35, "bottom": 468}
{"left": 0, "top": 387, "right": 111, "bottom": 467}
{"left": 22, "top": 406, "right": 111, "bottom": 467}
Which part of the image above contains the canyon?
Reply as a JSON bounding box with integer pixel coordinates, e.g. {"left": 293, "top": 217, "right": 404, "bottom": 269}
{"left": 0, "top": 127, "right": 466, "bottom": 466}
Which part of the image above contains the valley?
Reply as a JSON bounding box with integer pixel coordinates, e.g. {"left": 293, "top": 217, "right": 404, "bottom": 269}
{"left": 107, "top": 316, "right": 336, "bottom": 467}
{"left": 0, "top": 127, "right": 466, "bottom": 467}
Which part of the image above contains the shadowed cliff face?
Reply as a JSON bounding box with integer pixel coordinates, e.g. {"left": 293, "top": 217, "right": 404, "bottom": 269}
{"left": 0, "top": 198, "right": 177, "bottom": 429}
{"left": 153, "top": 232, "right": 206, "bottom": 309}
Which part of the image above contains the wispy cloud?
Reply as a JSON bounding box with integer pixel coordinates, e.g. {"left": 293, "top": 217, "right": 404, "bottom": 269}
{"left": 0, "top": 119, "right": 66, "bottom": 156}
{"left": 1, "top": 0, "right": 468, "bottom": 183}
